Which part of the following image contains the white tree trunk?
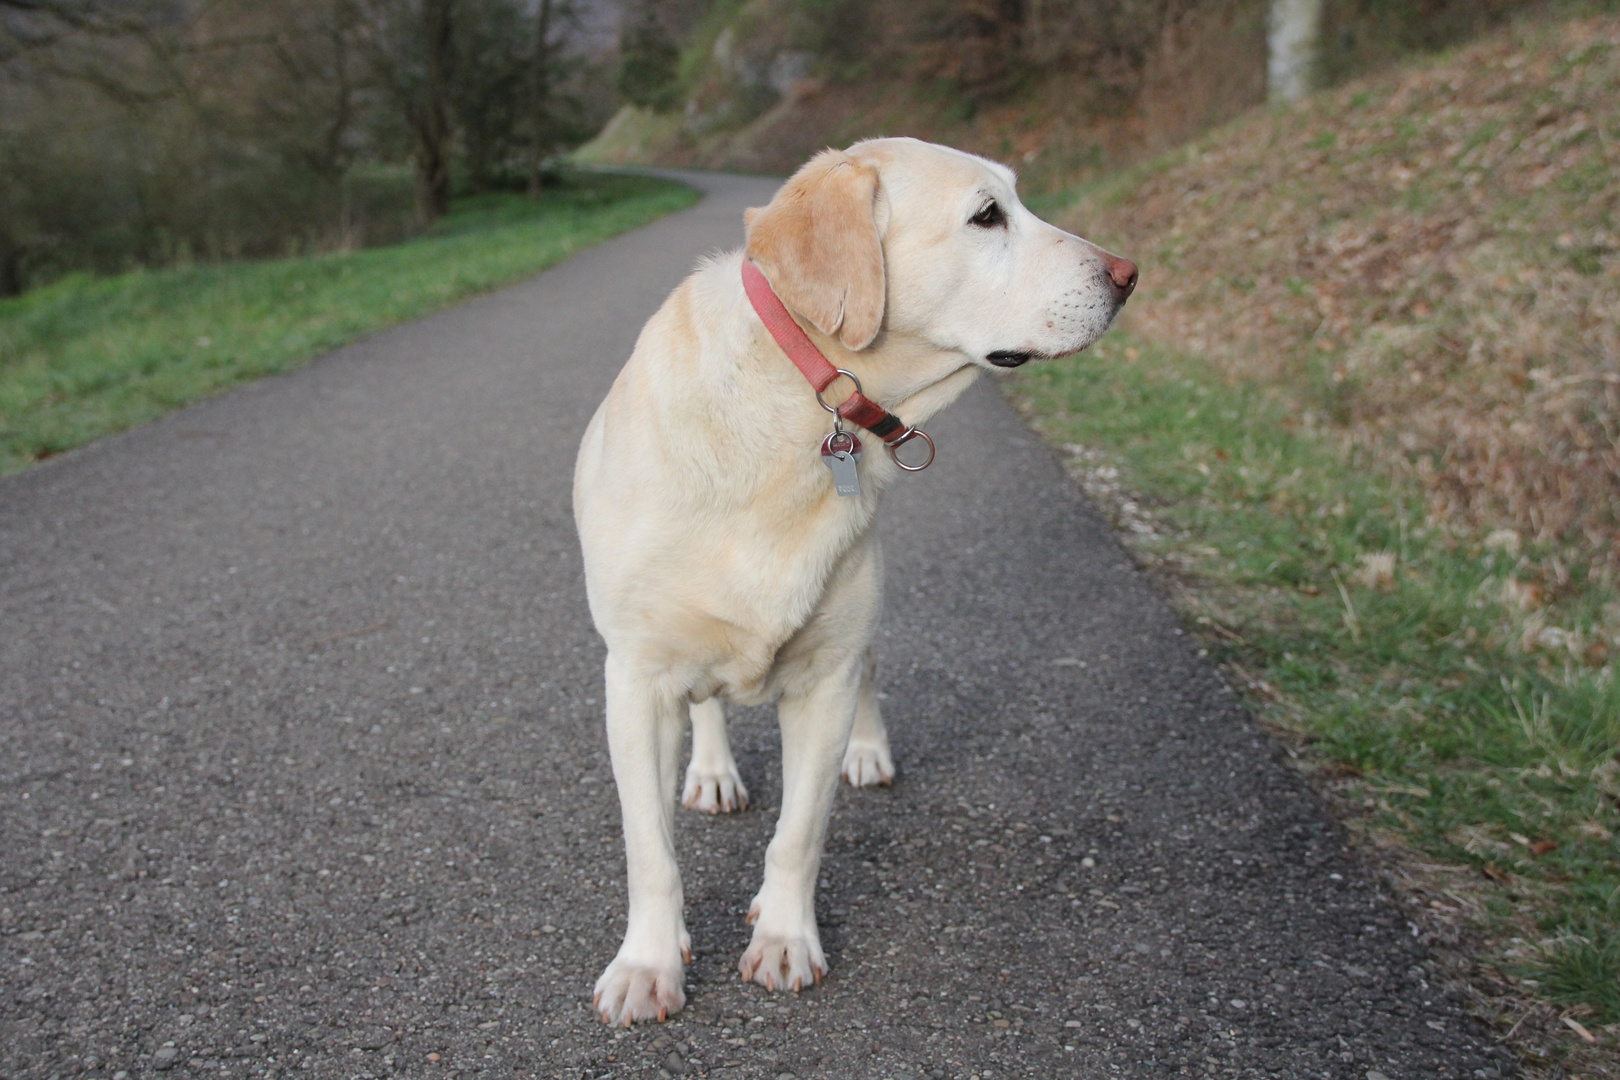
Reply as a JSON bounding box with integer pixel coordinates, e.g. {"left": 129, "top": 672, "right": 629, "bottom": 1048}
{"left": 1268, "top": 0, "right": 1324, "bottom": 101}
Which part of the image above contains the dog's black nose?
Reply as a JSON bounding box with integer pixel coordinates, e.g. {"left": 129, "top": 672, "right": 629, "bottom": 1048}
{"left": 1106, "top": 256, "right": 1138, "bottom": 302}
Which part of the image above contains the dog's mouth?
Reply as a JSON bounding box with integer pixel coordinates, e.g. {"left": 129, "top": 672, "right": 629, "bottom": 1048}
{"left": 986, "top": 349, "right": 1036, "bottom": 368}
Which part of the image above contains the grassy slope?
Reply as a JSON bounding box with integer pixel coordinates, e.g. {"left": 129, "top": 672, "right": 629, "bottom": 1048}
{"left": 1011, "top": 13, "right": 1620, "bottom": 1072}
{"left": 1031, "top": 14, "right": 1620, "bottom": 570}
{"left": 0, "top": 173, "right": 699, "bottom": 474}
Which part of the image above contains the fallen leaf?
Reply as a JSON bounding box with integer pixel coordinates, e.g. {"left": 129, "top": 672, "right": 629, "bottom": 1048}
{"left": 1529, "top": 838, "right": 1558, "bottom": 856}
{"left": 1562, "top": 1016, "right": 1597, "bottom": 1044}
{"left": 1482, "top": 863, "right": 1511, "bottom": 884}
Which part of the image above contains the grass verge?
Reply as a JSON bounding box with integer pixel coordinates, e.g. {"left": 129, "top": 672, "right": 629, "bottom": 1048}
{"left": 1008, "top": 331, "right": 1620, "bottom": 1070}
{"left": 1026, "top": 13, "right": 1620, "bottom": 576}
{"left": 0, "top": 172, "right": 699, "bottom": 475}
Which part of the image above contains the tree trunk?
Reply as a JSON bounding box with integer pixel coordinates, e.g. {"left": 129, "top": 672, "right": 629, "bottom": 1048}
{"left": 413, "top": 125, "right": 451, "bottom": 223}
{"left": 414, "top": 0, "right": 455, "bottom": 223}
{"left": 0, "top": 234, "right": 22, "bottom": 298}
{"left": 526, "top": 0, "right": 553, "bottom": 198}
{"left": 1268, "top": 0, "right": 1323, "bottom": 101}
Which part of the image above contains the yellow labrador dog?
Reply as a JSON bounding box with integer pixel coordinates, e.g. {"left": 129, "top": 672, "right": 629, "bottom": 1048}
{"left": 573, "top": 137, "right": 1136, "bottom": 1024}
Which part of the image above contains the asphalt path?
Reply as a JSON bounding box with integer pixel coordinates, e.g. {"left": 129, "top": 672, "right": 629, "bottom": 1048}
{"left": 1, "top": 172, "right": 1515, "bottom": 1080}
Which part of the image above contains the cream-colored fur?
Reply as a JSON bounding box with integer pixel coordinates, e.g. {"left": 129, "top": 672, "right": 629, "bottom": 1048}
{"left": 573, "top": 137, "right": 1134, "bottom": 1025}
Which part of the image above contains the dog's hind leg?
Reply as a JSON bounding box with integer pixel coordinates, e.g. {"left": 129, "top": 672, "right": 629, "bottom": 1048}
{"left": 593, "top": 654, "right": 689, "bottom": 1025}
{"left": 841, "top": 646, "right": 894, "bottom": 787}
{"left": 739, "top": 653, "right": 861, "bottom": 991}
{"left": 683, "top": 698, "right": 749, "bottom": 813}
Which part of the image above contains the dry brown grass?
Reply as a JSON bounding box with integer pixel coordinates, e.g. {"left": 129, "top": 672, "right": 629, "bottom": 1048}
{"left": 1060, "top": 14, "right": 1620, "bottom": 580}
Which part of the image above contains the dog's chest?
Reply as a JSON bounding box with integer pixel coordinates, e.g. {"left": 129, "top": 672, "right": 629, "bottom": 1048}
{"left": 692, "top": 490, "right": 882, "bottom": 702}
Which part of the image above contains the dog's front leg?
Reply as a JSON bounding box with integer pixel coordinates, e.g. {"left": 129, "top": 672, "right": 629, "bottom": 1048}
{"left": 594, "top": 654, "right": 689, "bottom": 1025}
{"left": 682, "top": 697, "right": 749, "bottom": 814}
{"left": 740, "top": 654, "right": 861, "bottom": 991}
{"left": 841, "top": 646, "right": 894, "bottom": 787}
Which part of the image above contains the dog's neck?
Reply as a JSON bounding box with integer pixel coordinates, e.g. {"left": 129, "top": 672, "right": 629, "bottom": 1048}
{"left": 791, "top": 309, "right": 985, "bottom": 433}
{"left": 714, "top": 252, "right": 986, "bottom": 468}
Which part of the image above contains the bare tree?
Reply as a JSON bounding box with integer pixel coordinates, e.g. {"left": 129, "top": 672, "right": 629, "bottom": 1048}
{"left": 450, "top": 0, "right": 527, "bottom": 193}
{"left": 350, "top": 0, "right": 456, "bottom": 223}
{"left": 255, "top": 0, "right": 365, "bottom": 185}
{"left": 0, "top": 0, "right": 593, "bottom": 293}
{"left": 0, "top": 0, "right": 198, "bottom": 100}
{"left": 526, "top": 0, "right": 554, "bottom": 196}
{"left": 0, "top": 0, "right": 197, "bottom": 294}
{"left": 416, "top": 0, "right": 453, "bottom": 218}
{"left": 0, "top": 0, "right": 167, "bottom": 60}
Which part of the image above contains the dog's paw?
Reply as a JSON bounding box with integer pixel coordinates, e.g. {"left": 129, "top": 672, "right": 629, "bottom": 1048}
{"left": 841, "top": 737, "right": 894, "bottom": 787}
{"left": 682, "top": 761, "right": 749, "bottom": 814}
{"left": 738, "top": 904, "right": 827, "bottom": 992}
{"left": 593, "top": 952, "right": 686, "bottom": 1026}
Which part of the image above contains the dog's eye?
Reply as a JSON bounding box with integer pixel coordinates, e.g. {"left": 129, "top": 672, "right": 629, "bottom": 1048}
{"left": 969, "top": 201, "right": 1005, "bottom": 229}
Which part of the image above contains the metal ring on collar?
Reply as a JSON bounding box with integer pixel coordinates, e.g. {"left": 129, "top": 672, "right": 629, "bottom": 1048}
{"left": 815, "top": 368, "right": 862, "bottom": 415}
{"left": 823, "top": 429, "right": 858, "bottom": 456}
{"left": 885, "top": 427, "right": 936, "bottom": 471}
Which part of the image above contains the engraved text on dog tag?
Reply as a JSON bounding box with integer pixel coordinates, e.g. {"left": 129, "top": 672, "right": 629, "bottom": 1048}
{"left": 823, "top": 449, "right": 861, "bottom": 497}
{"left": 820, "top": 431, "right": 863, "bottom": 498}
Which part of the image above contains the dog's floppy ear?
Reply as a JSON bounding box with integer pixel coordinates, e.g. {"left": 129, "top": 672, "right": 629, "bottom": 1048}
{"left": 745, "top": 149, "right": 885, "bottom": 351}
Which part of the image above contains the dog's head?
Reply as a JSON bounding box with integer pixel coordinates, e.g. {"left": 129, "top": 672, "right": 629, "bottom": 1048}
{"left": 744, "top": 137, "right": 1135, "bottom": 367}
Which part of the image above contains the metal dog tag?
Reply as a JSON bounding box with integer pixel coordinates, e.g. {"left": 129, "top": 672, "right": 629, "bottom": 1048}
{"left": 823, "top": 450, "right": 861, "bottom": 497}
{"left": 820, "top": 431, "right": 863, "bottom": 497}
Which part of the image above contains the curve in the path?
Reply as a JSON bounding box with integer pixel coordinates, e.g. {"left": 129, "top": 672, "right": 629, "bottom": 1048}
{"left": 0, "top": 172, "right": 1511, "bottom": 1080}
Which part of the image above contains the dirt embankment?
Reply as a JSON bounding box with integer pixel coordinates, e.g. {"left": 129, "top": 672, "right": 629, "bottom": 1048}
{"left": 579, "top": 0, "right": 1272, "bottom": 186}
{"left": 1072, "top": 14, "right": 1620, "bottom": 578}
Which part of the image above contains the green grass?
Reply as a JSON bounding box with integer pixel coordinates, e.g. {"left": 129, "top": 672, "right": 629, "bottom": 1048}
{"left": 1009, "top": 332, "right": 1620, "bottom": 1023}
{"left": 0, "top": 172, "right": 699, "bottom": 473}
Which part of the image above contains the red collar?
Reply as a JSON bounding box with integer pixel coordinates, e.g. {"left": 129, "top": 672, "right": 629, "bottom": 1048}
{"left": 742, "top": 259, "right": 933, "bottom": 469}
